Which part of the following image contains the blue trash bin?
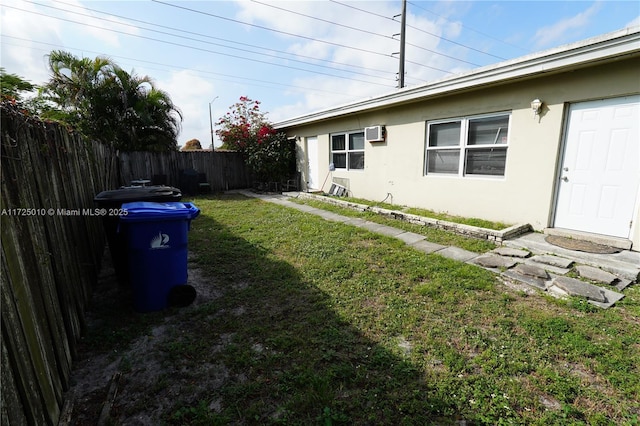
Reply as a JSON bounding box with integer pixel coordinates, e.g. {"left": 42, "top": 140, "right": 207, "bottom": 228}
{"left": 119, "top": 201, "right": 200, "bottom": 312}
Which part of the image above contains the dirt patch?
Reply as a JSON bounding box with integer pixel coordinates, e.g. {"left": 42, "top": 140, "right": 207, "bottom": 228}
{"left": 62, "top": 251, "right": 229, "bottom": 425}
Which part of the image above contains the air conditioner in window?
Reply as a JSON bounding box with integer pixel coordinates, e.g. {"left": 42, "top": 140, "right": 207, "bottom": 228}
{"left": 365, "top": 125, "right": 385, "bottom": 143}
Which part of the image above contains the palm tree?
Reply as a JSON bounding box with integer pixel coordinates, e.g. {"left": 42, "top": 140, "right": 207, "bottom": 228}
{"left": 43, "top": 50, "right": 182, "bottom": 152}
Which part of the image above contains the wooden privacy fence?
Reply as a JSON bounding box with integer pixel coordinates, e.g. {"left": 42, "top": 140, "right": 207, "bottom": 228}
{"left": 118, "top": 150, "right": 251, "bottom": 192}
{"left": 1, "top": 104, "right": 118, "bottom": 425}
{"left": 1, "top": 105, "right": 254, "bottom": 424}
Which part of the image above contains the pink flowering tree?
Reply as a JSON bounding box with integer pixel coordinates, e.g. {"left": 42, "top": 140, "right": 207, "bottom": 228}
{"left": 216, "top": 96, "right": 295, "bottom": 183}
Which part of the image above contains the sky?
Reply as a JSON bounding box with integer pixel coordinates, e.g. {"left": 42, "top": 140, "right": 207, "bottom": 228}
{"left": 1, "top": 1, "right": 639, "bottom": 148}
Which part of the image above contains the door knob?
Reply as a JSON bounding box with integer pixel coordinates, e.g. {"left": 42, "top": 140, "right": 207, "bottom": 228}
{"left": 561, "top": 176, "right": 569, "bottom": 182}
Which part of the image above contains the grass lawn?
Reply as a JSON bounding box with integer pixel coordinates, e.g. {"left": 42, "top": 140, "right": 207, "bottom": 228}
{"left": 99, "top": 193, "right": 640, "bottom": 425}
{"left": 324, "top": 195, "right": 511, "bottom": 231}
{"left": 290, "top": 197, "right": 497, "bottom": 253}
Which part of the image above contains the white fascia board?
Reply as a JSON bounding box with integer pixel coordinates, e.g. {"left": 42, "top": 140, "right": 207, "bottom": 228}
{"left": 274, "top": 27, "right": 640, "bottom": 129}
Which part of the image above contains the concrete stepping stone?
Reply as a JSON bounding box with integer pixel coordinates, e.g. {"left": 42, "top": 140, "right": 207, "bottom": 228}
{"left": 491, "top": 247, "right": 530, "bottom": 258}
{"left": 315, "top": 210, "right": 353, "bottom": 223}
{"left": 531, "top": 255, "right": 574, "bottom": 269}
{"left": 502, "top": 270, "right": 548, "bottom": 290}
{"left": 552, "top": 276, "right": 609, "bottom": 303}
{"left": 410, "top": 240, "right": 447, "bottom": 254}
{"left": 523, "top": 258, "right": 571, "bottom": 275}
{"left": 395, "top": 232, "right": 426, "bottom": 245}
{"left": 575, "top": 265, "right": 618, "bottom": 285}
{"left": 438, "top": 246, "right": 478, "bottom": 262}
{"left": 513, "top": 263, "right": 549, "bottom": 280}
{"left": 615, "top": 278, "right": 633, "bottom": 291}
{"left": 587, "top": 289, "right": 625, "bottom": 309}
{"left": 343, "top": 218, "right": 369, "bottom": 227}
{"left": 472, "top": 254, "right": 518, "bottom": 269}
{"left": 361, "top": 222, "right": 404, "bottom": 237}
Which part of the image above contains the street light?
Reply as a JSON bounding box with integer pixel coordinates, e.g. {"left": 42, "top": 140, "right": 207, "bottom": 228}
{"left": 208, "top": 96, "right": 219, "bottom": 148}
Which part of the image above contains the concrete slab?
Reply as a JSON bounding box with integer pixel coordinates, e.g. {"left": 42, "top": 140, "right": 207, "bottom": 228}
{"left": 552, "top": 276, "right": 608, "bottom": 303}
{"left": 410, "top": 240, "right": 447, "bottom": 254}
{"left": 587, "top": 289, "right": 625, "bottom": 309}
{"left": 522, "top": 258, "right": 571, "bottom": 275}
{"left": 547, "top": 284, "right": 569, "bottom": 299}
{"left": 314, "top": 210, "right": 351, "bottom": 223}
{"left": 544, "top": 227, "right": 632, "bottom": 250}
{"left": 503, "top": 270, "right": 548, "bottom": 290}
{"left": 615, "top": 278, "right": 633, "bottom": 291}
{"left": 394, "top": 232, "right": 426, "bottom": 245}
{"left": 531, "top": 255, "right": 574, "bottom": 269}
{"left": 472, "top": 254, "right": 518, "bottom": 269}
{"left": 289, "top": 203, "right": 320, "bottom": 213}
{"left": 512, "top": 263, "right": 549, "bottom": 280}
{"left": 342, "top": 218, "right": 369, "bottom": 228}
{"left": 361, "top": 223, "right": 405, "bottom": 237}
{"left": 505, "top": 232, "right": 640, "bottom": 282}
{"left": 491, "top": 247, "right": 530, "bottom": 258}
{"left": 575, "top": 265, "right": 618, "bottom": 285}
{"left": 437, "top": 246, "right": 478, "bottom": 262}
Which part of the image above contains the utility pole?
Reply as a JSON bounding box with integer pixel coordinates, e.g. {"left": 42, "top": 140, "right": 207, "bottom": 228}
{"left": 208, "top": 96, "right": 218, "bottom": 148}
{"left": 398, "top": 0, "right": 407, "bottom": 88}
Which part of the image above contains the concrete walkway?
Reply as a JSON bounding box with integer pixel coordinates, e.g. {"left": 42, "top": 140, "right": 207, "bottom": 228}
{"left": 235, "top": 190, "right": 639, "bottom": 308}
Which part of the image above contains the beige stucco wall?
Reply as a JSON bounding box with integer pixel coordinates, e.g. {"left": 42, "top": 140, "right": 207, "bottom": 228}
{"left": 289, "top": 57, "right": 640, "bottom": 247}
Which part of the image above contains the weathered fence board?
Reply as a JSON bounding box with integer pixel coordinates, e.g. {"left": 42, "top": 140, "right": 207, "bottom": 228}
{"left": 118, "top": 150, "right": 251, "bottom": 192}
{"left": 1, "top": 104, "right": 118, "bottom": 425}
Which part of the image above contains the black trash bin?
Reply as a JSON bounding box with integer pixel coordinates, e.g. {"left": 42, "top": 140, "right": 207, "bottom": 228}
{"left": 94, "top": 186, "right": 182, "bottom": 285}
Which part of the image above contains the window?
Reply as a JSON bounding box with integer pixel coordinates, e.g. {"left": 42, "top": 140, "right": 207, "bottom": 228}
{"left": 425, "top": 113, "right": 510, "bottom": 177}
{"left": 331, "top": 131, "right": 364, "bottom": 170}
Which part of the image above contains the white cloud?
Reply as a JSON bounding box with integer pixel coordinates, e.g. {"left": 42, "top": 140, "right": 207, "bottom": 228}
{"left": 0, "top": 0, "right": 140, "bottom": 84}
{"left": 533, "top": 2, "right": 602, "bottom": 49}
{"left": 233, "top": 0, "right": 462, "bottom": 121}
{"left": 156, "top": 70, "right": 216, "bottom": 147}
{"left": 625, "top": 15, "right": 640, "bottom": 29}
{"left": 1, "top": 0, "right": 63, "bottom": 83}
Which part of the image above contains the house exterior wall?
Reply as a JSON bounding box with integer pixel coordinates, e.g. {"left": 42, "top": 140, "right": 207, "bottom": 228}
{"left": 288, "top": 57, "right": 640, "bottom": 246}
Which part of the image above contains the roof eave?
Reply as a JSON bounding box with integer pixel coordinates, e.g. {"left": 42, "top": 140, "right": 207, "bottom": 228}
{"left": 274, "top": 27, "right": 640, "bottom": 130}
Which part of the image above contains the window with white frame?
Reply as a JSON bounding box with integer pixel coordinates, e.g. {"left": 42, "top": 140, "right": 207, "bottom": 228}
{"left": 331, "top": 131, "right": 365, "bottom": 170}
{"left": 425, "top": 113, "right": 510, "bottom": 177}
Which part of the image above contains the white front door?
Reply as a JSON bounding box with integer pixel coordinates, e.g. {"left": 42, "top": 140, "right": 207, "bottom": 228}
{"left": 554, "top": 96, "right": 640, "bottom": 238}
{"left": 306, "top": 137, "right": 319, "bottom": 190}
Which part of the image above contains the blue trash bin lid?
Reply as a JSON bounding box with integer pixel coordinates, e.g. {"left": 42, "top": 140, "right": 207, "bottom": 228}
{"left": 120, "top": 201, "right": 200, "bottom": 222}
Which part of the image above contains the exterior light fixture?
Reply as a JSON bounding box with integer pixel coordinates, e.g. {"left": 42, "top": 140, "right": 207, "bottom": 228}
{"left": 531, "top": 98, "right": 543, "bottom": 116}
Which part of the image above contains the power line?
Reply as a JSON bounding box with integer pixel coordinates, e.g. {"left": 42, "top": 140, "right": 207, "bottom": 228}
{"left": 330, "top": 0, "right": 505, "bottom": 61}
{"left": 327, "top": 0, "right": 480, "bottom": 67}
{"left": 23, "top": 0, "right": 394, "bottom": 81}
{"left": 404, "top": 22, "right": 505, "bottom": 61}
{"left": 251, "top": 0, "right": 477, "bottom": 69}
{"left": 32, "top": 0, "right": 395, "bottom": 78}
{"left": 152, "top": 0, "right": 452, "bottom": 78}
{"left": 250, "top": 0, "right": 395, "bottom": 42}
{"left": 1, "top": 35, "right": 360, "bottom": 98}
{"left": 3, "top": 4, "right": 395, "bottom": 88}
{"left": 407, "top": 1, "right": 529, "bottom": 53}
{"left": 151, "top": 0, "right": 398, "bottom": 62}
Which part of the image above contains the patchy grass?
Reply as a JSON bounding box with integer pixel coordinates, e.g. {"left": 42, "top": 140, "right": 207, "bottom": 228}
{"left": 405, "top": 207, "right": 511, "bottom": 231}
{"left": 78, "top": 194, "right": 640, "bottom": 425}
{"left": 325, "top": 195, "right": 511, "bottom": 231}
{"left": 292, "top": 197, "right": 496, "bottom": 253}
{"left": 169, "top": 194, "right": 640, "bottom": 425}
{"left": 334, "top": 195, "right": 399, "bottom": 211}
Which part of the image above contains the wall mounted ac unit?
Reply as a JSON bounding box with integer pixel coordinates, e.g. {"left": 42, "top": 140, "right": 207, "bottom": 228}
{"left": 365, "top": 125, "right": 385, "bottom": 143}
